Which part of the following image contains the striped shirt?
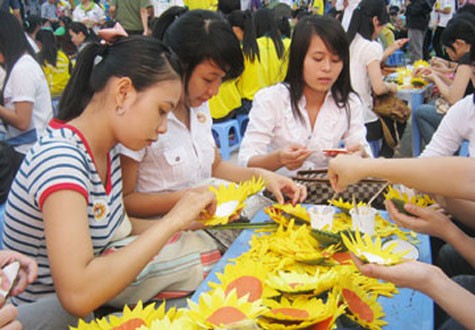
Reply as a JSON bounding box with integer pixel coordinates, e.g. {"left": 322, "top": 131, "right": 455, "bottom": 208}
{"left": 2, "top": 120, "right": 125, "bottom": 305}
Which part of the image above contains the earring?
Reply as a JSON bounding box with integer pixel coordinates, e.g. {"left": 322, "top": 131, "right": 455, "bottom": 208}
{"left": 116, "top": 106, "right": 126, "bottom": 116}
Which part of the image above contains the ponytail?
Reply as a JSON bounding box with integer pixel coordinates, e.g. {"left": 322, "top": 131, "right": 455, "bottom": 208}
{"left": 253, "top": 8, "right": 284, "bottom": 59}
{"left": 346, "top": 0, "right": 388, "bottom": 43}
{"left": 242, "top": 10, "right": 260, "bottom": 62}
{"left": 58, "top": 42, "right": 104, "bottom": 121}
{"left": 228, "top": 9, "right": 260, "bottom": 62}
{"left": 58, "top": 36, "right": 183, "bottom": 121}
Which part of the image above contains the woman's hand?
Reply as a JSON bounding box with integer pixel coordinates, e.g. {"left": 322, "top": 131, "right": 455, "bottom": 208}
{"left": 278, "top": 145, "right": 313, "bottom": 171}
{"left": 384, "top": 199, "right": 456, "bottom": 240}
{"left": 352, "top": 254, "right": 440, "bottom": 292}
{"left": 346, "top": 144, "right": 370, "bottom": 158}
{"left": 255, "top": 168, "right": 307, "bottom": 205}
{"left": 0, "top": 251, "right": 38, "bottom": 297}
{"left": 328, "top": 154, "right": 367, "bottom": 193}
{"left": 0, "top": 298, "right": 20, "bottom": 330}
{"left": 388, "top": 38, "right": 409, "bottom": 54}
{"left": 165, "top": 190, "right": 217, "bottom": 231}
{"left": 414, "top": 67, "right": 436, "bottom": 82}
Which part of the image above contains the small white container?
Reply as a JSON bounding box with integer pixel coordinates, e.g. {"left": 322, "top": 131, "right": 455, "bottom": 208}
{"left": 308, "top": 205, "right": 335, "bottom": 230}
{"left": 350, "top": 206, "right": 377, "bottom": 236}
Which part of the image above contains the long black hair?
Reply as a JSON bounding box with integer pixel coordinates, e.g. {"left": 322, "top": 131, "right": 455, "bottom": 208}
{"left": 0, "top": 12, "right": 36, "bottom": 102}
{"left": 24, "top": 15, "right": 43, "bottom": 35}
{"left": 347, "top": 0, "right": 388, "bottom": 43}
{"left": 36, "top": 29, "right": 59, "bottom": 67}
{"left": 253, "top": 8, "right": 284, "bottom": 59}
{"left": 68, "top": 21, "right": 99, "bottom": 44}
{"left": 160, "top": 10, "right": 244, "bottom": 87}
{"left": 441, "top": 16, "right": 475, "bottom": 53}
{"left": 57, "top": 36, "right": 182, "bottom": 121}
{"left": 227, "top": 9, "right": 260, "bottom": 62}
{"left": 284, "top": 15, "right": 355, "bottom": 122}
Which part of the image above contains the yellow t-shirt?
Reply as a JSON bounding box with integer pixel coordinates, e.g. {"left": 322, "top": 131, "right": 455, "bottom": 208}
{"left": 183, "top": 0, "right": 217, "bottom": 10}
{"left": 208, "top": 79, "right": 241, "bottom": 120}
{"left": 311, "top": 0, "right": 324, "bottom": 15}
{"left": 42, "top": 50, "right": 71, "bottom": 98}
{"left": 258, "top": 36, "right": 290, "bottom": 87}
{"left": 237, "top": 48, "right": 267, "bottom": 101}
{"left": 379, "top": 25, "right": 395, "bottom": 50}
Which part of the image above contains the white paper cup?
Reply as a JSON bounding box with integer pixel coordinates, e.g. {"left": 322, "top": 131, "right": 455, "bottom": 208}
{"left": 350, "top": 206, "right": 377, "bottom": 236}
{"left": 308, "top": 205, "right": 335, "bottom": 230}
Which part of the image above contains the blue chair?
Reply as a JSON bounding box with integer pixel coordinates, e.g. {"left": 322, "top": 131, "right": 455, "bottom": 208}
{"left": 236, "top": 114, "right": 249, "bottom": 136}
{"left": 458, "top": 140, "right": 470, "bottom": 157}
{"left": 212, "top": 119, "right": 241, "bottom": 160}
{"left": 369, "top": 140, "right": 381, "bottom": 157}
{"left": 386, "top": 50, "right": 405, "bottom": 67}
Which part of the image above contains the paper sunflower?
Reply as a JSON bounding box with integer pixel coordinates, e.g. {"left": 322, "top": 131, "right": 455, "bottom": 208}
{"left": 258, "top": 291, "right": 345, "bottom": 330}
{"left": 137, "top": 309, "right": 196, "bottom": 330}
{"left": 202, "top": 177, "right": 264, "bottom": 226}
{"left": 72, "top": 301, "right": 165, "bottom": 330}
{"left": 384, "top": 185, "right": 434, "bottom": 215}
{"left": 266, "top": 269, "right": 338, "bottom": 296}
{"left": 208, "top": 259, "right": 279, "bottom": 301}
{"left": 413, "top": 59, "right": 430, "bottom": 68}
{"left": 268, "top": 222, "right": 331, "bottom": 265}
{"left": 265, "top": 203, "right": 310, "bottom": 225}
{"left": 329, "top": 198, "right": 366, "bottom": 215}
{"left": 395, "top": 67, "right": 412, "bottom": 85}
{"left": 410, "top": 76, "right": 428, "bottom": 88}
{"left": 294, "top": 244, "right": 337, "bottom": 265}
{"left": 187, "top": 288, "right": 266, "bottom": 329}
{"left": 241, "top": 176, "right": 266, "bottom": 195}
{"left": 341, "top": 230, "right": 410, "bottom": 265}
{"left": 337, "top": 277, "right": 387, "bottom": 330}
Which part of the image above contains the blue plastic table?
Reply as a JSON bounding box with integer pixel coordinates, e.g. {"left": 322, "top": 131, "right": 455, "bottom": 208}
{"left": 192, "top": 208, "right": 433, "bottom": 330}
{"left": 396, "top": 85, "right": 433, "bottom": 157}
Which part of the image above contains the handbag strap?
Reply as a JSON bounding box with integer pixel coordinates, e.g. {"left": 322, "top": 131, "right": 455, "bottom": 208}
{"left": 378, "top": 115, "right": 398, "bottom": 149}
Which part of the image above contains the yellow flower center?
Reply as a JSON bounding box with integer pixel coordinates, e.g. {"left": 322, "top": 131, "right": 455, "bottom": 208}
{"left": 111, "top": 318, "right": 146, "bottom": 330}
{"left": 226, "top": 276, "right": 263, "bottom": 302}
{"left": 207, "top": 306, "right": 247, "bottom": 326}
{"left": 271, "top": 308, "right": 309, "bottom": 319}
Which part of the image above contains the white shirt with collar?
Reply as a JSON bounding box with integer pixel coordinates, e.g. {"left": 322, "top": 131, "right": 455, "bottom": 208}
{"left": 120, "top": 103, "right": 216, "bottom": 193}
{"left": 421, "top": 95, "right": 475, "bottom": 157}
{"left": 238, "top": 83, "right": 372, "bottom": 177}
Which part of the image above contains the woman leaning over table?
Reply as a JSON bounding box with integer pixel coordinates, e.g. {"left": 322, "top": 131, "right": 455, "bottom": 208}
{"left": 238, "top": 15, "right": 371, "bottom": 178}
{"left": 347, "top": 0, "right": 402, "bottom": 159}
{"left": 120, "top": 10, "right": 305, "bottom": 222}
{"left": 0, "top": 13, "right": 53, "bottom": 182}
{"left": 413, "top": 15, "right": 474, "bottom": 146}
{"left": 2, "top": 35, "right": 219, "bottom": 329}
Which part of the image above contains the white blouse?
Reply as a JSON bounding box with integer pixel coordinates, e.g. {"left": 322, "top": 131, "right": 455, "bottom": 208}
{"left": 421, "top": 95, "right": 475, "bottom": 157}
{"left": 120, "top": 103, "right": 216, "bottom": 193}
{"left": 349, "top": 33, "right": 384, "bottom": 124}
{"left": 238, "top": 83, "right": 371, "bottom": 177}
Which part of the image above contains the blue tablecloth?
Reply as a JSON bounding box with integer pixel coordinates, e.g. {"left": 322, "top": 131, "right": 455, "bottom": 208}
{"left": 192, "top": 208, "right": 433, "bottom": 330}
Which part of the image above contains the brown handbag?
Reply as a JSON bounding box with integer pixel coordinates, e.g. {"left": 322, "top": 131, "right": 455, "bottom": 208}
{"left": 292, "top": 169, "right": 388, "bottom": 209}
{"left": 373, "top": 93, "right": 411, "bottom": 123}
